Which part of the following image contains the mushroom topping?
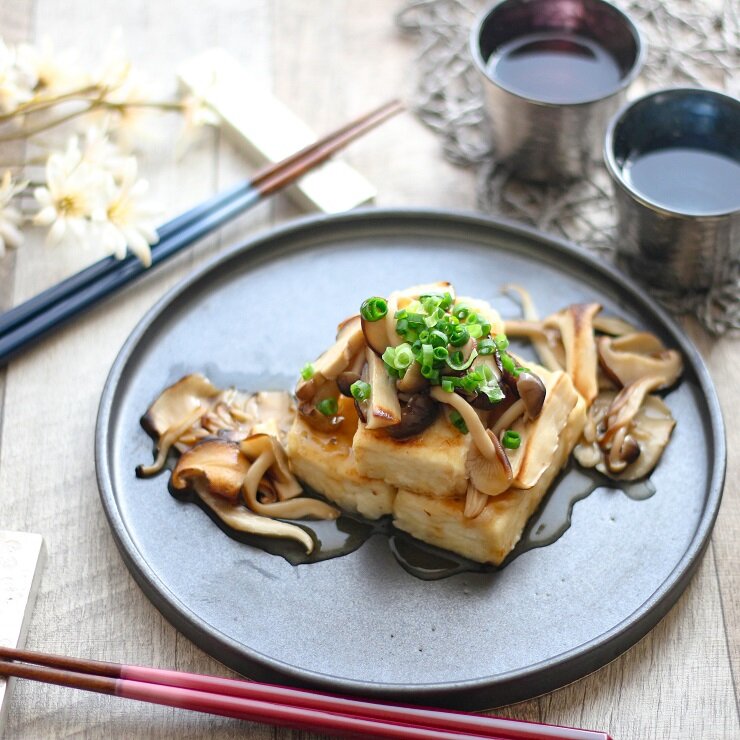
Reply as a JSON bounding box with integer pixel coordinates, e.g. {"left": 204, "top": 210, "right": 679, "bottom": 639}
{"left": 592, "top": 314, "right": 639, "bottom": 336}
{"left": 597, "top": 333, "right": 683, "bottom": 390}
{"left": 195, "top": 487, "right": 315, "bottom": 553}
{"left": 466, "top": 428, "right": 513, "bottom": 496}
{"left": 386, "top": 392, "right": 439, "bottom": 440}
{"left": 365, "top": 347, "right": 402, "bottom": 429}
{"left": 361, "top": 313, "right": 390, "bottom": 356}
{"left": 171, "top": 439, "right": 249, "bottom": 501}
{"left": 336, "top": 371, "right": 361, "bottom": 397}
{"left": 544, "top": 303, "right": 601, "bottom": 403}
{"left": 464, "top": 483, "right": 489, "bottom": 519}
{"left": 515, "top": 372, "right": 546, "bottom": 419}
{"left": 430, "top": 386, "right": 498, "bottom": 460}
{"left": 396, "top": 361, "right": 427, "bottom": 394}
{"left": 138, "top": 374, "right": 221, "bottom": 475}
{"left": 574, "top": 391, "right": 675, "bottom": 480}
{"left": 502, "top": 284, "right": 563, "bottom": 371}
{"left": 296, "top": 316, "right": 365, "bottom": 401}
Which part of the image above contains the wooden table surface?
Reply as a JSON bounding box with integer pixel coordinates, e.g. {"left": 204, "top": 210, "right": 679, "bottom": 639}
{"left": 0, "top": 1, "right": 737, "bottom": 737}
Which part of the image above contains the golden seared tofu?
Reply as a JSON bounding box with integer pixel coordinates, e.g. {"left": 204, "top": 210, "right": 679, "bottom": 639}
{"left": 392, "top": 391, "right": 587, "bottom": 565}
{"left": 353, "top": 415, "right": 471, "bottom": 498}
{"left": 287, "top": 398, "right": 396, "bottom": 520}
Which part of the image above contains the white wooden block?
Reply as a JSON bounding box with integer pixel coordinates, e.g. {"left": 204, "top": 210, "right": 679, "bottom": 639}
{"left": 0, "top": 531, "right": 45, "bottom": 733}
{"left": 178, "top": 48, "right": 377, "bottom": 213}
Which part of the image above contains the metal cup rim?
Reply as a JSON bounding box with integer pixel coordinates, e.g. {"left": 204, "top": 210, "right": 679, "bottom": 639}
{"left": 469, "top": 0, "right": 647, "bottom": 108}
{"left": 604, "top": 86, "right": 740, "bottom": 220}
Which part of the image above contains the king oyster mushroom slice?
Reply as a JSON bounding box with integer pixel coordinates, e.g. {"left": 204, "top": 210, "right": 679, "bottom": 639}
{"left": 361, "top": 313, "right": 390, "bottom": 356}
{"left": 365, "top": 346, "right": 402, "bottom": 429}
{"left": 503, "top": 371, "right": 580, "bottom": 490}
{"left": 295, "top": 315, "right": 365, "bottom": 402}
{"left": 544, "top": 303, "right": 601, "bottom": 404}
{"left": 171, "top": 439, "right": 249, "bottom": 501}
{"left": 592, "top": 315, "right": 639, "bottom": 336}
{"left": 196, "top": 487, "right": 315, "bottom": 553}
{"left": 138, "top": 373, "right": 221, "bottom": 476}
{"left": 597, "top": 333, "right": 683, "bottom": 390}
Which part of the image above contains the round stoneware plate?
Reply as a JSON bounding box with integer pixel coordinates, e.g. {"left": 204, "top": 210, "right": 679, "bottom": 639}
{"left": 96, "top": 209, "right": 725, "bottom": 710}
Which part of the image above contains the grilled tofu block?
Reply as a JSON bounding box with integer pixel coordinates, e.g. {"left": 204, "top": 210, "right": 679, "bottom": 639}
{"left": 353, "top": 414, "right": 471, "bottom": 498}
{"left": 392, "top": 391, "right": 587, "bottom": 564}
{"left": 286, "top": 398, "right": 396, "bottom": 520}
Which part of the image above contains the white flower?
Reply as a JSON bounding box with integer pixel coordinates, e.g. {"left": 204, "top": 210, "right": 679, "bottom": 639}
{"left": 93, "top": 157, "right": 159, "bottom": 266}
{"left": 33, "top": 137, "right": 105, "bottom": 245}
{"left": 0, "top": 170, "right": 27, "bottom": 257}
{"left": 81, "top": 122, "right": 129, "bottom": 177}
{"left": 16, "top": 37, "right": 87, "bottom": 94}
{"left": 0, "top": 39, "right": 34, "bottom": 113}
{"left": 93, "top": 29, "right": 131, "bottom": 90}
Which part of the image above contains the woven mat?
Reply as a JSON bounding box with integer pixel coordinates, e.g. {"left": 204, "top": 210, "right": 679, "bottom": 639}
{"left": 396, "top": 0, "right": 740, "bottom": 334}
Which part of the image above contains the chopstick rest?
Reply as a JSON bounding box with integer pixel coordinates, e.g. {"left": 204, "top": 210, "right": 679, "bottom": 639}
{"left": 178, "top": 48, "right": 377, "bottom": 213}
{"left": 0, "top": 532, "right": 45, "bottom": 733}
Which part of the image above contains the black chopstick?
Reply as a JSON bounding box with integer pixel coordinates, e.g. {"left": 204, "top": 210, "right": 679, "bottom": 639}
{"left": 0, "top": 99, "right": 403, "bottom": 365}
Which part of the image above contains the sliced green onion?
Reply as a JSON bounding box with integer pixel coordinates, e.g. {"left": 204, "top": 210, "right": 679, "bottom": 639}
{"left": 494, "top": 334, "right": 509, "bottom": 351}
{"left": 394, "top": 343, "right": 414, "bottom": 369}
{"left": 395, "top": 318, "right": 409, "bottom": 336}
{"left": 500, "top": 351, "right": 516, "bottom": 374}
{"left": 479, "top": 320, "right": 492, "bottom": 336}
{"left": 317, "top": 398, "right": 338, "bottom": 416}
{"left": 449, "top": 409, "right": 468, "bottom": 434}
{"left": 439, "top": 292, "right": 453, "bottom": 310}
{"left": 453, "top": 303, "right": 470, "bottom": 320}
{"left": 350, "top": 380, "right": 371, "bottom": 402}
{"left": 406, "top": 312, "right": 426, "bottom": 329}
{"left": 395, "top": 308, "right": 408, "bottom": 320}
{"left": 467, "top": 323, "right": 483, "bottom": 339}
{"left": 441, "top": 377, "right": 455, "bottom": 393}
{"left": 300, "top": 363, "right": 315, "bottom": 380}
{"left": 382, "top": 346, "right": 396, "bottom": 367}
{"left": 478, "top": 338, "right": 495, "bottom": 355}
{"left": 514, "top": 366, "right": 529, "bottom": 377}
{"left": 433, "top": 346, "right": 449, "bottom": 361}
{"left": 446, "top": 348, "right": 478, "bottom": 371}
{"left": 429, "top": 329, "right": 448, "bottom": 347}
{"left": 360, "top": 297, "right": 388, "bottom": 322}
{"left": 421, "top": 343, "right": 434, "bottom": 367}
{"left": 449, "top": 325, "right": 469, "bottom": 347}
{"left": 502, "top": 430, "right": 521, "bottom": 449}
{"left": 420, "top": 364, "right": 439, "bottom": 381}
{"left": 418, "top": 329, "right": 430, "bottom": 343}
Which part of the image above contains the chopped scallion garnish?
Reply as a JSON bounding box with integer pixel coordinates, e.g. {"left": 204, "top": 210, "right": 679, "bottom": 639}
{"left": 478, "top": 338, "right": 495, "bottom": 355}
{"left": 502, "top": 430, "right": 521, "bottom": 449}
{"left": 360, "top": 297, "right": 388, "bottom": 322}
{"left": 300, "top": 363, "right": 315, "bottom": 380}
{"left": 449, "top": 325, "right": 469, "bottom": 347}
{"left": 316, "top": 398, "right": 338, "bottom": 416}
{"left": 449, "top": 409, "right": 468, "bottom": 434}
{"left": 494, "top": 334, "right": 509, "bottom": 351}
{"left": 433, "top": 346, "right": 449, "bottom": 361}
{"left": 350, "top": 380, "right": 371, "bottom": 401}
{"left": 446, "top": 348, "right": 478, "bottom": 371}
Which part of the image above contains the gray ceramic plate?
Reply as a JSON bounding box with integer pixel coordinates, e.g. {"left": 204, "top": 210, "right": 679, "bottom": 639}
{"left": 96, "top": 208, "right": 725, "bottom": 710}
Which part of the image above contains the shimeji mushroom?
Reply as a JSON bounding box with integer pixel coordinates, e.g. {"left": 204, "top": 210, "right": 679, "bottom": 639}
{"left": 574, "top": 391, "right": 675, "bottom": 479}
{"left": 430, "top": 387, "right": 514, "bottom": 503}
{"left": 386, "top": 392, "right": 439, "bottom": 439}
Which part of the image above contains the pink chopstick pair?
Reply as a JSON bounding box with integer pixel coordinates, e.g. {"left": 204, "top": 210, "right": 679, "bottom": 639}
{"left": 0, "top": 646, "right": 611, "bottom": 740}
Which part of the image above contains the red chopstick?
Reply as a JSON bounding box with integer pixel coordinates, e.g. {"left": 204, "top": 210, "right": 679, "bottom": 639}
{"left": 0, "top": 647, "right": 611, "bottom": 740}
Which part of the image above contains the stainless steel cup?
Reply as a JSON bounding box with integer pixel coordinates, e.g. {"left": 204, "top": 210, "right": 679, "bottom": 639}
{"left": 604, "top": 88, "right": 740, "bottom": 293}
{"left": 470, "top": 0, "right": 645, "bottom": 182}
